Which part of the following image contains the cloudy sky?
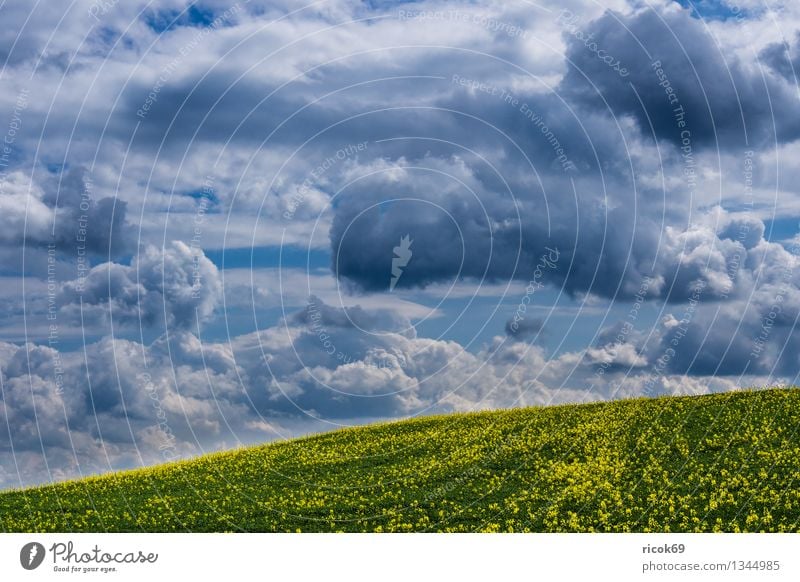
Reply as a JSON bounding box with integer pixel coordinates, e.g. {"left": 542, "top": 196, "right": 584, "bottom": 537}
{"left": 1, "top": 0, "right": 799, "bottom": 487}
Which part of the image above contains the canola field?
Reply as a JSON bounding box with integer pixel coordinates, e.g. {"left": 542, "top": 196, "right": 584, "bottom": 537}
{"left": 2, "top": 388, "right": 800, "bottom": 532}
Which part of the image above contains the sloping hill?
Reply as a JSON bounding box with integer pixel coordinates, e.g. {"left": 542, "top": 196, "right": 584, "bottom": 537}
{"left": 2, "top": 388, "right": 800, "bottom": 532}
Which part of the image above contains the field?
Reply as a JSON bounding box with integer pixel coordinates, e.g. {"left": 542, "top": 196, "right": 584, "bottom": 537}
{"left": 2, "top": 388, "right": 800, "bottom": 532}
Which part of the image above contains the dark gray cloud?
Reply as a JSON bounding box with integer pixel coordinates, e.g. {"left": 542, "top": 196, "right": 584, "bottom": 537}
{"left": 321, "top": 5, "right": 800, "bottom": 309}
{"left": 46, "top": 167, "right": 134, "bottom": 257}
{"left": 0, "top": 167, "right": 133, "bottom": 258}
{"left": 290, "top": 294, "right": 414, "bottom": 335}
{"left": 561, "top": 7, "right": 800, "bottom": 148}
{"left": 327, "top": 148, "right": 779, "bottom": 307}
{"left": 504, "top": 316, "right": 544, "bottom": 340}
{"left": 760, "top": 33, "right": 800, "bottom": 82}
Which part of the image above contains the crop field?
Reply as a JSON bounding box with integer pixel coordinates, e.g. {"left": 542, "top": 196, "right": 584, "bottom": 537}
{"left": 1, "top": 388, "right": 800, "bottom": 532}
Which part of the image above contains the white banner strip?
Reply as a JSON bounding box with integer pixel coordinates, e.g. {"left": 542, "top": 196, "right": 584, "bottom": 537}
{"left": 1, "top": 533, "right": 797, "bottom": 581}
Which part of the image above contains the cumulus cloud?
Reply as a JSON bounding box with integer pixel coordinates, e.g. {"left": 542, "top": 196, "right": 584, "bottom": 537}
{"left": 760, "top": 32, "right": 800, "bottom": 82}
{"left": 587, "top": 233, "right": 800, "bottom": 379}
{"left": 0, "top": 168, "right": 133, "bottom": 257}
{"left": 0, "top": 295, "right": 777, "bottom": 487}
{"left": 57, "top": 241, "right": 221, "bottom": 330}
{"left": 0, "top": 172, "right": 54, "bottom": 243}
{"left": 316, "top": 4, "right": 799, "bottom": 309}
{"left": 561, "top": 4, "right": 800, "bottom": 148}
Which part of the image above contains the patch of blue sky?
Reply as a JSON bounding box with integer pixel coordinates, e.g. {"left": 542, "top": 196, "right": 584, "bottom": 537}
{"left": 183, "top": 188, "right": 220, "bottom": 206}
{"left": 143, "top": 4, "right": 219, "bottom": 34}
{"left": 674, "top": 0, "right": 750, "bottom": 22}
{"left": 205, "top": 245, "right": 330, "bottom": 270}
{"left": 407, "top": 285, "right": 649, "bottom": 356}
{"left": 763, "top": 216, "right": 800, "bottom": 243}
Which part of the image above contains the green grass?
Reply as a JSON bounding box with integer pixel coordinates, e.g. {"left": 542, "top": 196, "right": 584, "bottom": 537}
{"left": 2, "top": 388, "right": 800, "bottom": 532}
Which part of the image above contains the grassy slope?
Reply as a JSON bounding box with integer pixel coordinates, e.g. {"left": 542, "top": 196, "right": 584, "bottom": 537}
{"left": 2, "top": 388, "right": 800, "bottom": 532}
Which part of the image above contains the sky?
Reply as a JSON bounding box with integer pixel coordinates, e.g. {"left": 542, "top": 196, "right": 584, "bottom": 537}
{"left": 1, "top": 0, "right": 800, "bottom": 488}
